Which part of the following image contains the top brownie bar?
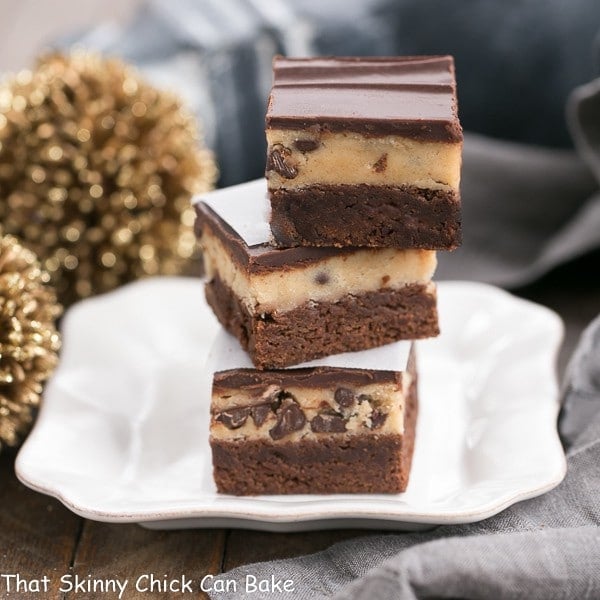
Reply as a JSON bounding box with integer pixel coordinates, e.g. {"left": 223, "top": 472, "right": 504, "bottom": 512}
{"left": 266, "top": 56, "right": 462, "bottom": 141}
{"left": 265, "top": 56, "right": 463, "bottom": 250}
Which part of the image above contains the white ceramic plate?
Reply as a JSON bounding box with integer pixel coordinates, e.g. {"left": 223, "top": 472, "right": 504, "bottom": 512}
{"left": 16, "top": 278, "right": 566, "bottom": 531}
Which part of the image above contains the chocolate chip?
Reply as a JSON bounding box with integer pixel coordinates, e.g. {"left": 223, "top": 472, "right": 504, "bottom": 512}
{"left": 269, "top": 391, "right": 287, "bottom": 412}
{"left": 269, "top": 398, "right": 306, "bottom": 440}
{"left": 334, "top": 387, "right": 355, "bottom": 408}
{"left": 357, "top": 394, "right": 372, "bottom": 404}
{"left": 251, "top": 403, "right": 272, "bottom": 427}
{"left": 370, "top": 409, "right": 388, "bottom": 430}
{"left": 372, "top": 153, "right": 388, "bottom": 173}
{"left": 216, "top": 407, "right": 251, "bottom": 429}
{"left": 310, "top": 413, "right": 347, "bottom": 433}
{"left": 260, "top": 385, "right": 281, "bottom": 402}
{"left": 266, "top": 144, "right": 298, "bottom": 179}
{"left": 315, "top": 272, "right": 329, "bottom": 285}
{"left": 294, "top": 139, "right": 320, "bottom": 152}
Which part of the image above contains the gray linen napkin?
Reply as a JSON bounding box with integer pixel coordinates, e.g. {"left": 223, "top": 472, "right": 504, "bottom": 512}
{"left": 206, "top": 314, "right": 600, "bottom": 599}
{"left": 435, "top": 133, "right": 599, "bottom": 286}
{"left": 436, "top": 68, "right": 600, "bottom": 286}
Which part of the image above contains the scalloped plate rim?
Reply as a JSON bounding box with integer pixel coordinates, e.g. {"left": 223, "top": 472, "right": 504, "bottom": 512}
{"left": 15, "top": 278, "right": 567, "bottom": 530}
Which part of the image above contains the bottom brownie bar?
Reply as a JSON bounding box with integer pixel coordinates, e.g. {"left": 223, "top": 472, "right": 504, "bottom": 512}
{"left": 208, "top": 334, "right": 418, "bottom": 495}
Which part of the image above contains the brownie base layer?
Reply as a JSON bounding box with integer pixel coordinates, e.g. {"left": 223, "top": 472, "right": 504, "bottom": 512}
{"left": 205, "top": 276, "right": 439, "bottom": 370}
{"left": 212, "top": 378, "right": 418, "bottom": 495}
{"left": 269, "top": 184, "right": 461, "bottom": 249}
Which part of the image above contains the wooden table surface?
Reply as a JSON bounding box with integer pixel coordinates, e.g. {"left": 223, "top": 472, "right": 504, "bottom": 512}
{"left": 1, "top": 251, "right": 599, "bottom": 599}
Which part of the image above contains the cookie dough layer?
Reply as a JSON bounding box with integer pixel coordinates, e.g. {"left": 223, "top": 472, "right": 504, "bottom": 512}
{"left": 212, "top": 376, "right": 408, "bottom": 441}
{"left": 270, "top": 184, "right": 461, "bottom": 249}
{"left": 206, "top": 272, "right": 438, "bottom": 369}
{"left": 211, "top": 369, "right": 418, "bottom": 495}
{"left": 201, "top": 226, "right": 437, "bottom": 314}
{"left": 265, "top": 129, "right": 461, "bottom": 191}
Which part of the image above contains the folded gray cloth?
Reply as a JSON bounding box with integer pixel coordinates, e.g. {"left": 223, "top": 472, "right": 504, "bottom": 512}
{"left": 436, "top": 73, "right": 600, "bottom": 287}
{"left": 205, "top": 314, "right": 600, "bottom": 599}
{"left": 436, "top": 133, "right": 599, "bottom": 286}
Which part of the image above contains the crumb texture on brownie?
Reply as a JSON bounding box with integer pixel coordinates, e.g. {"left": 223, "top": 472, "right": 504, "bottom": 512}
{"left": 270, "top": 184, "right": 461, "bottom": 249}
{"left": 208, "top": 325, "right": 414, "bottom": 377}
{"left": 206, "top": 273, "right": 438, "bottom": 369}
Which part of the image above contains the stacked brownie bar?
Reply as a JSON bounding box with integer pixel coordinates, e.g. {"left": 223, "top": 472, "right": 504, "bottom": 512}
{"left": 207, "top": 327, "right": 418, "bottom": 495}
{"left": 266, "top": 56, "right": 462, "bottom": 250}
{"left": 195, "top": 56, "right": 462, "bottom": 496}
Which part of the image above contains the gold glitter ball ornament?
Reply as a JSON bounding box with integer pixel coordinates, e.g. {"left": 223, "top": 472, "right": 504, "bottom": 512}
{"left": 0, "top": 234, "right": 61, "bottom": 450}
{"left": 0, "top": 51, "right": 217, "bottom": 306}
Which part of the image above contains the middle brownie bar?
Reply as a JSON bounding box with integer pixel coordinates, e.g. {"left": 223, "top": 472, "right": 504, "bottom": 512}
{"left": 194, "top": 179, "right": 439, "bottom": 370}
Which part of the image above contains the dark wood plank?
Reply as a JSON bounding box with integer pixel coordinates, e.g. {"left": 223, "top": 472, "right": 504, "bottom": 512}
{"left": 223, "top": 529, "right": 373, "bottom": 571}
{"left": 67, "top": 521, "right": 226, "bottom": 599}
{"left": 0, "top": 449, "right": 81, "bottom": 599}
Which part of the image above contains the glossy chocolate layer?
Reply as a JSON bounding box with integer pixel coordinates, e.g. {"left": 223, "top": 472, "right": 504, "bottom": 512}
{"left": 266, "top": 56, "right": 462, "bottom": 142}
{"left": 213, "top": 366, "right": 402, "bottom": 391}
{"left": 195, "top": 201, "right": 369, "bottom": 273}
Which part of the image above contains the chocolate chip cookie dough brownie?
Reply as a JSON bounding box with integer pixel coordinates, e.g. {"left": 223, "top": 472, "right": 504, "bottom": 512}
{"left": 208, "top": 330, "right": 418, "bottom": 495}
{"left": 265, "top": 56, "right": 463, "bottom": 249}
{"left": 194, "top": 179, "right": 439, "bottom": 370}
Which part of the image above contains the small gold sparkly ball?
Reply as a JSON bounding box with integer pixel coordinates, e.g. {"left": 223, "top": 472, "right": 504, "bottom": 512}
{"left": 0, "top": 234, "right": 61, "bottom": 450}
{"left": 0, "top": 51, "right": 218, "bottom": 306}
